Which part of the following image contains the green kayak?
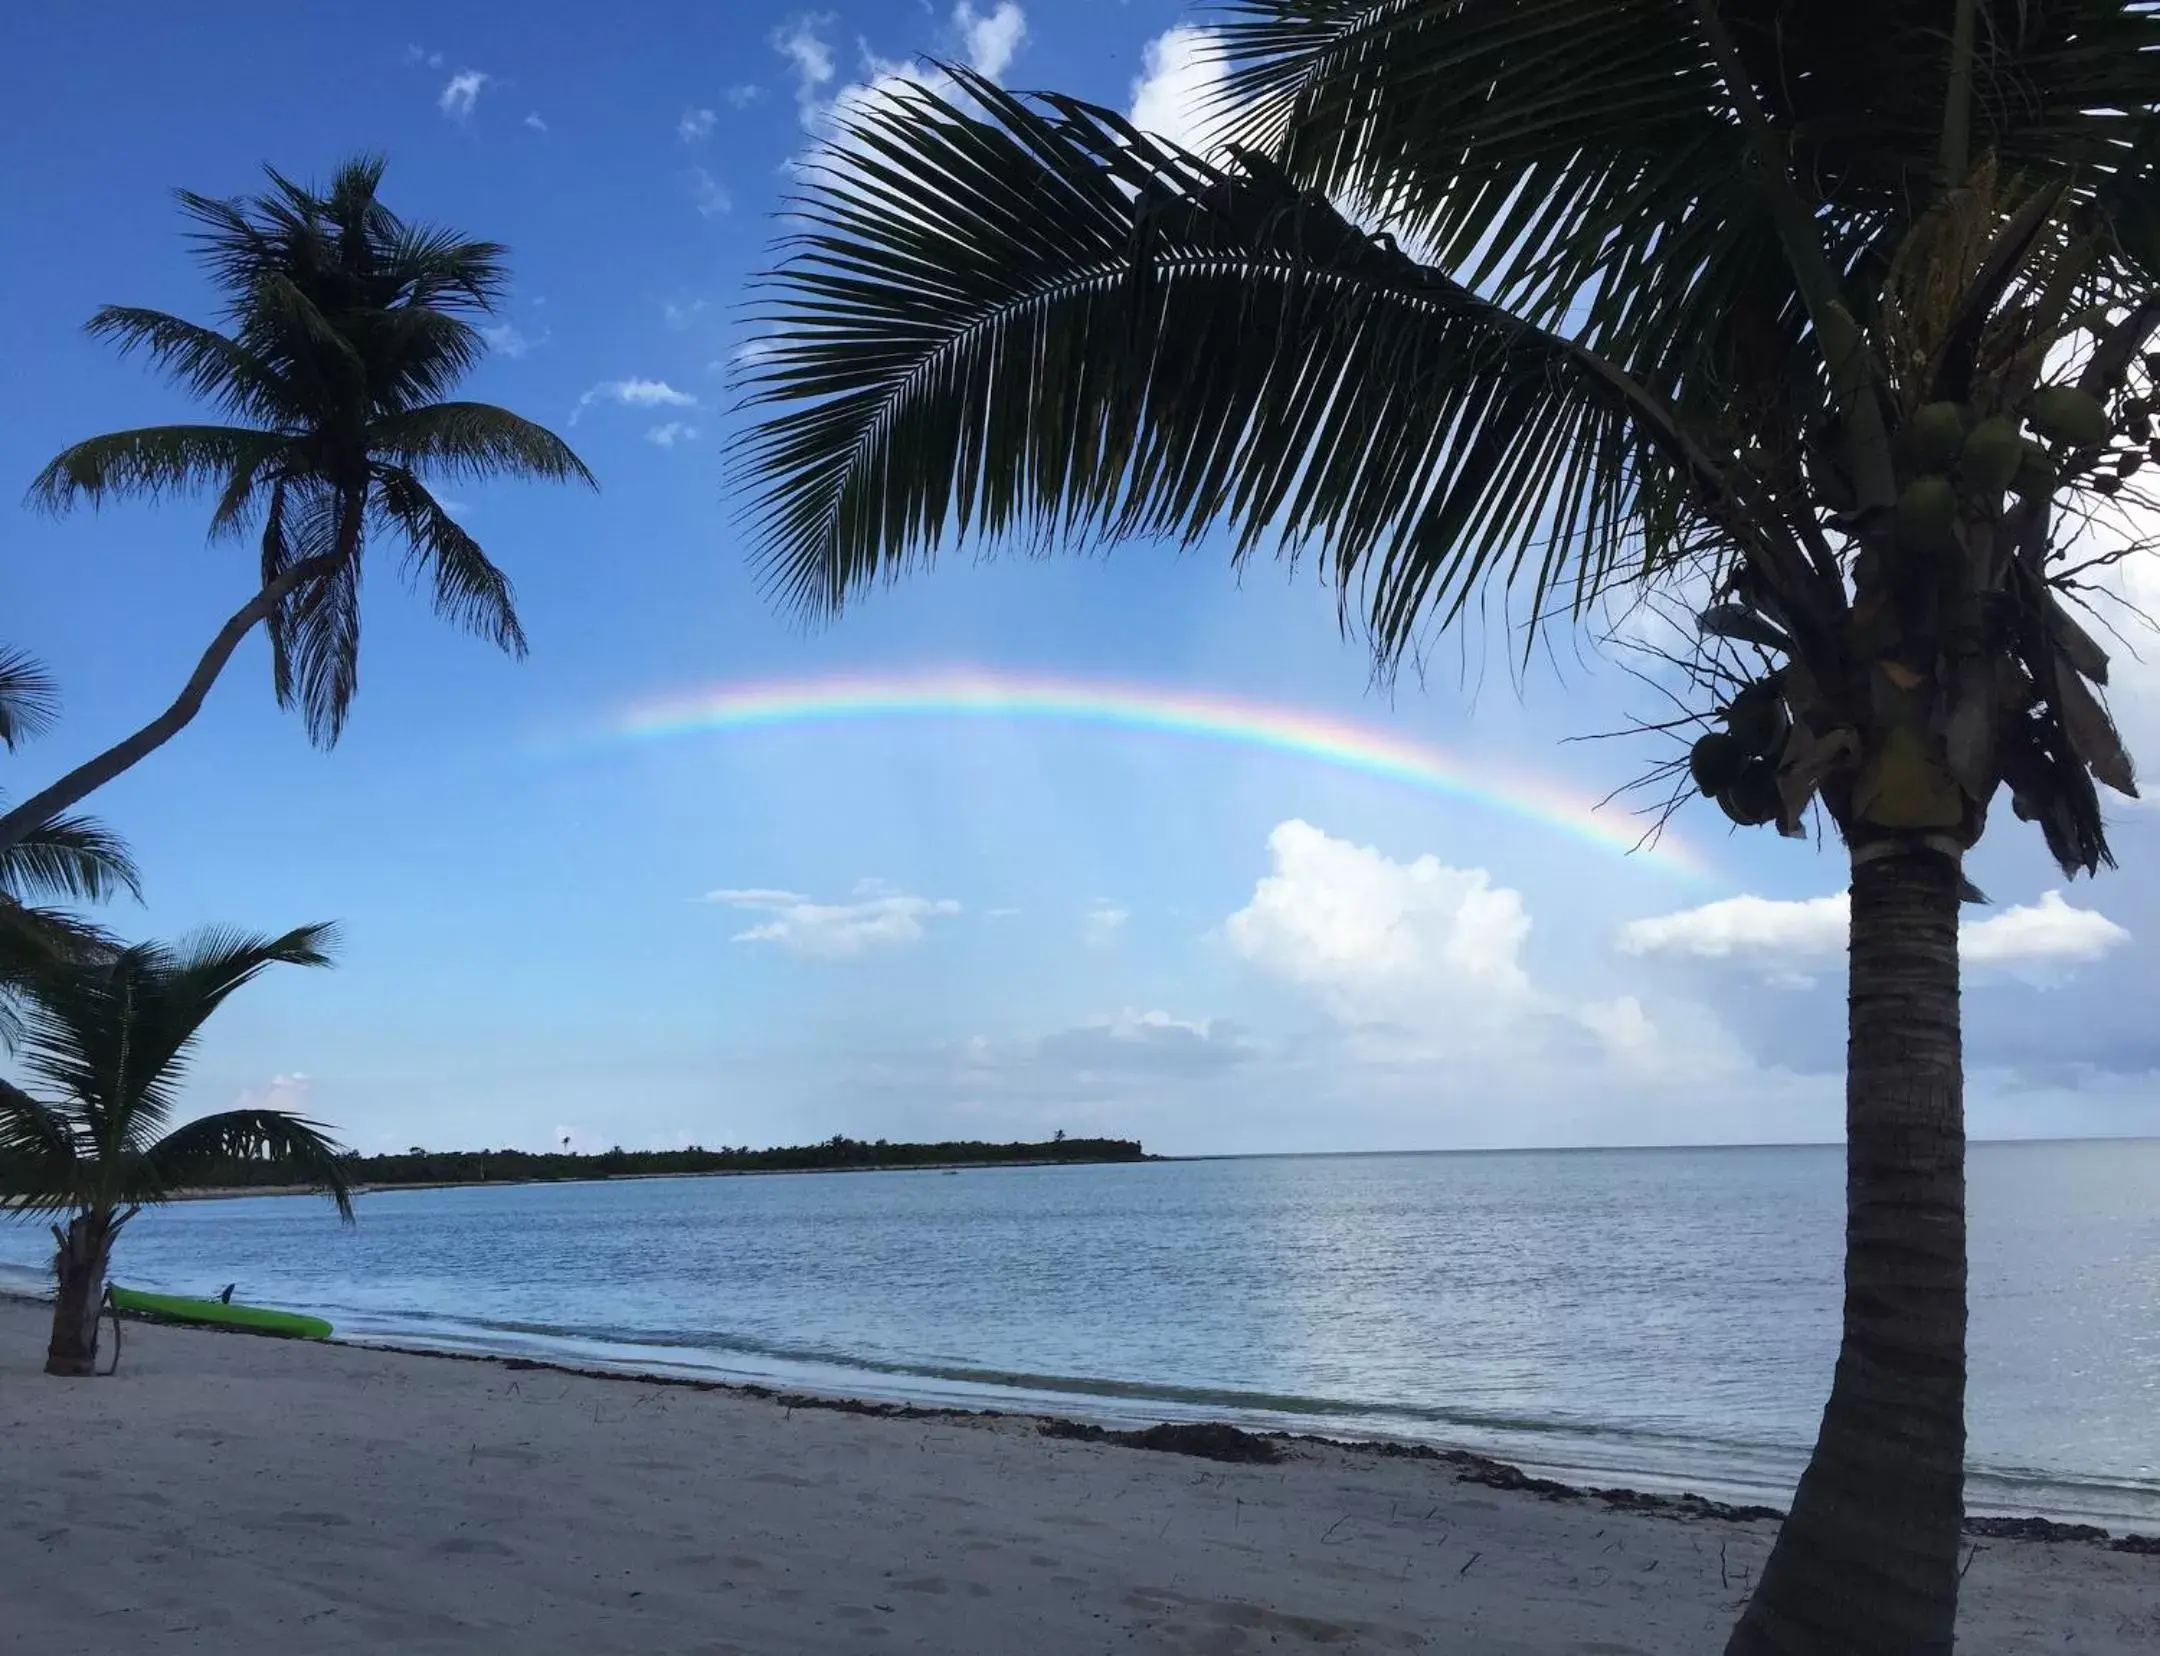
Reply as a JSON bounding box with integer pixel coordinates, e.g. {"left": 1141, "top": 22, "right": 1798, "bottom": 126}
{"left": 107, "top": 1287, "right": 332, "bottom": 1341}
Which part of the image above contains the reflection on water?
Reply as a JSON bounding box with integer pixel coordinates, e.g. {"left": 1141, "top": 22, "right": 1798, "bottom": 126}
{"left": 2, "top": 1140, "right": 2152, "bottom": 1527}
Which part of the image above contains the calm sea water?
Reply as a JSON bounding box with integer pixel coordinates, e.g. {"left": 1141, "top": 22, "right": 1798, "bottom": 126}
{"left": 3, "top": 1142, "right": 2154, "bottom": 1528}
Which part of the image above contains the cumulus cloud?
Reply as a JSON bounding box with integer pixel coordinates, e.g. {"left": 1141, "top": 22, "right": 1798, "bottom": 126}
{"left": 707, "top": 882, "right": 961, "bottom": 959}
{"left": 572, "top": 378, "right": 696, "bottom": 423}
{"left": 1226, "top": 819, "right": 1532, "bottom": 1018}
{"left": 726, "top": 84, "right": 763, "bottom": 109}
{"left": 644, "top": 421, "right": 700, "bottom": 448}
{"left": 1081, "top": 901, "right": 1128, "bottom": 948}
{"left": 405, "top": 44, "right": 444, "bottom": 69}
{"left": 1129, "top": 26, "right": 1229, "bottom": 152}
{"left": 678, "top": 106, "right": 717, "bottom": 143}
{"left": 522, "top": 111, "right": 548, "bottom": 132}
{"left": 1620, "top": 889, "right": 2130, "bottom": 982}
{"left": 439, "top": 69, "right": 489, "bottom": 120}
{"left": 772, "top": 12, "right": 838, "bottom": 124}
{"left": 779, "top": 4, "right": 1025, "bottom": 139}
{"left": 954, "top": 1, "right": 1026, "bottom": 78}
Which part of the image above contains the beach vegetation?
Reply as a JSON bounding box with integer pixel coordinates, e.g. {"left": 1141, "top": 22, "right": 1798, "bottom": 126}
{"left": 0, "top": 923, "right": 351, "bottom": 1376}
{"left": 3, "top": 156, "right": 595, "bottom": 861}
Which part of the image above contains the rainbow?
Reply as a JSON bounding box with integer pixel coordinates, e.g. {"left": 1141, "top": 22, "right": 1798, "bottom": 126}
{"left": 612, "top": 669, "right": 1708, "bottom": 876}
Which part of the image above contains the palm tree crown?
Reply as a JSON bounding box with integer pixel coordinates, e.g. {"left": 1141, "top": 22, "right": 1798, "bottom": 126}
{"left": 0, "top": 923, "right": 351, "bottom": 1221}
{"left": 28, "top": 156, "right": 596, "bottom": 746}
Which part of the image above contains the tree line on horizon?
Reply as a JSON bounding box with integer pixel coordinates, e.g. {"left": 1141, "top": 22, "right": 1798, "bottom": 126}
{"left": 192, "top": 1134, "right": 1149, "bottom": 1190}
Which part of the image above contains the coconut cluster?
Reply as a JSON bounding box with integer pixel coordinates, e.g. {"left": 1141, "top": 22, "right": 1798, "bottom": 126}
{"left": 1688, "top": 679, "right": 1789, "bottom": 825}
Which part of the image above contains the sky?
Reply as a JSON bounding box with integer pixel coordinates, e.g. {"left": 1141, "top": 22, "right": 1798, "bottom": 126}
{"left": 3, "top": 1, "right": 2157, "bottom": 1158}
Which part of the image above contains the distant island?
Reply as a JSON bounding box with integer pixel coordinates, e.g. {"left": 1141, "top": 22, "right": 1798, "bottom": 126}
{"left": 184, "top": 1134, "right": 1151, "bottom": 1196}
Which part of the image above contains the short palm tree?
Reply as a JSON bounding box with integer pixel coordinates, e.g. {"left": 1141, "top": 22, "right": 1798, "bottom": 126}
{"left": 730, "top": 5, "right": 2159, "bottom": 1650}
{"left": 0, "top": 922, "right": 350, "bottom": 1376}
{"left": 0, "top": 649, "right": 139, "bottom": 1041}
{"left": 2, "top": 156, "right": 596, "bottom": 859}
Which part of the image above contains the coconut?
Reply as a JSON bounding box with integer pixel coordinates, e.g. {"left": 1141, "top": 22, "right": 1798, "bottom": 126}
{"left": 1894, "top": 474, "right": 1958, "bottom": 553}
{"left": 1716, "top": 760, "right": 1782, "bottom": 826}
{"left": 2012, "top": 440, "right": 2058, "bottom": 499}
{"left": 2027, "top": 385, "right": 2111, "bottom": 447}
{"left": 1690, "top": 731, "right": 1749, "bottom": 797}
{"left": 1724, "top": 682, "right": 1789, "bottom": 758}
{"left": 1959, "top": 415, "right": 2024, "bottom": 495}
{"left": 1897, "top": 402, "right": 1968, "bottom": 474}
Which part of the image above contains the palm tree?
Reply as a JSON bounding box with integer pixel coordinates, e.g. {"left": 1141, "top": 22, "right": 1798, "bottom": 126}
{"left": 0, "top": 922, "right": 351, "bottom": 1376}
{"left": 2, "top": 157, "right": 595, "bottom": 859}
{"left": 728, "top": 6, "right": 2158, "bottom": 1650}
{"left": 0, "top": 649, "right": 139, "bottom": 1042}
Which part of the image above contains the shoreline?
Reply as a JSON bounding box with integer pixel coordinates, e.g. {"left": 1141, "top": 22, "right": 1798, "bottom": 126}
{"left": 7, "top": 1285, "right": 2150, "bottom": 1554}
{"left": 4, "top": 1298, "right": 2153, "bottom": 1655}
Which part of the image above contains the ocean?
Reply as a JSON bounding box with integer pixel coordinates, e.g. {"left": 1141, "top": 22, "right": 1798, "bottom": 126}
{"left": 2, "top": 1140, "right": 2153, "bottom": 1529}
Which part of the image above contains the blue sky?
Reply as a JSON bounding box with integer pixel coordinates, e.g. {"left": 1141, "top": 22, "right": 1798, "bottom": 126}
{"left": 4, "top": 1, "right": 2157, "bottom": 1157}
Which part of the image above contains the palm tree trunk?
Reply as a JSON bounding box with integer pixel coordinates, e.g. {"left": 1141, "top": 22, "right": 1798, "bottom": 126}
{"left": 0, "top": 552, "right": 343, "bottom": 860}
{"left": 46, "top": 1210, "right": 117, "bottom": 1377}
{"left": 1727, "top": 846, "right": 1966, "bottom": 1655}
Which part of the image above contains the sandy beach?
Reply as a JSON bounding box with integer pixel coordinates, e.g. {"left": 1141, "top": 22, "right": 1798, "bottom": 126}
{"left": 1, "top": 1298, "right": 2152, "bottom": 1654}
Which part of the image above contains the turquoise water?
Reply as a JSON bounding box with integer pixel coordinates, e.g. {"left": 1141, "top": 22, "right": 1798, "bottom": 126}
{"left": 3, "top": 1141, "right": 2154, "bottom": 1528}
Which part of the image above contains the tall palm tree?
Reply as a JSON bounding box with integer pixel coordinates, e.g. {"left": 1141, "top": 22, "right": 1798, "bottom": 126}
{"left": 728, "top": 6, "right": 2159, "bottom": 1650}
{"left": 3, "top": 157, "right": 596, "bottom": 859}
{"left": 0, "top": 922, "right": 351, "bottom": 1377}
{"left": 0, "top": 649, "right": 139, "bottom": 1043}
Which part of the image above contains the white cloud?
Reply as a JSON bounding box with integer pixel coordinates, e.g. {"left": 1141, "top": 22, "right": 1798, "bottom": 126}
{"left": 236, "top": 1070, "right": 312, "bottom": 1113}
{"left": 1962, "top": 891, "right": 2131, "bottom": 968}
{"left": 405, "top": 44, "right": 444, "bottom": 69}
{"left": 678, "top": 106, "right": 717, "bottom": 143}
{"left": 726, "top": 84, "right": 762, "bottom": 109}
{"left": 439, "top": 69, "right": 490, "bottom": 120}
{"left": 1081, "top": 901, "right": 1128, "bottom": 949}
{"left": 955, "top": 2, "right": 1026, "bottom": 77}
{"left": 708, "top": 883, "right": 961, "bottom": 959}
{"left": 772, "top": 13, "right": 839, "bottom": 124}
{"left": 1129, "top": 25, "right": 1229, "bottom": 153}
{"left": 481, "top": 321, "right": 537, "bottom": 358}
{"left": 1620, "top": 889, "right": 2130, "bottom": 981}
{"left": 1226, "top": 820, "right": 1532, "bottom": 1019}
{"left": 689, "top": 166, "right": 732, "bottom": 218}
{"left": 523, "top": 111, "right": 548, "bottom": 132}
{"left": 572, "top": 378, "right": 697, "bottom": 422}
{"left": 663, "top": 298, "right": 710, "bottom": 329}
{"left": 644, "top": 421, "right": 700, "bottom": 448}
{"left": 1035, "top": 1009, "right": 1254, "bottom": 1076}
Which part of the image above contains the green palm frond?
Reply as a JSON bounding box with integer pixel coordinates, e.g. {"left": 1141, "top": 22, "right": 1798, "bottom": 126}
{"left": 141, "top": 1108, "right": 354, "bottom": 1220}
{"left": 373, "top": 466, "right": 528, "bottom": 656}
{"left": 259, "top": 482, "right": 362, "bottom": 745}
{"left": 26, "top": 425, "right": 295, "bottom": 515}
{"left": 734, "top": 73, "right": 1748, "bottom": 651}
{"left": 14, "top": 923, "right": 336, "bottom": 1156}
{"left": 368, "top": 404, "right": 597, "bottom": 487}
{"left": 80, "top": 306, "right": 294, "bottom": 426}
{"left": 0, "top": 815, "right": 142, "bottom": 906}
{"left": 0, "top": 649, "right": 61, "bottom": 752}
{"left": 0, "top": 1079, "right": 83, "bottom": 1220}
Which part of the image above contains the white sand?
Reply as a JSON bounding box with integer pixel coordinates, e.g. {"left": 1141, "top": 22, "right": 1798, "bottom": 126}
{"left": 1, "top": 1298, "right": 2152, "bottom": 1654}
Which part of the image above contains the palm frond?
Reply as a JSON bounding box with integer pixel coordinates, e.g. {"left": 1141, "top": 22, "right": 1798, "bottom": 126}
{"left": 0, "top": 648, "right": 60, "bottom": 751}
{"left": 26, "top": 425, "right": 294, "bottom": 515}
{"left": 140, "top": 1108, "right": 354, "bottom": 1220}
{"left": 367, "top": 403, "right": 596, "bottom": 487}
{"left": 80, "top": 307, "right": 294, "bottom": 426}
{"left": 373, "top": 466, "right": 528, "bottom": 656}
{"left": 0, "top": 1078, "right": 84, "bottom": 1220}
{"left": 261, "top": 484, "right": 363, "bottom": 746}
{"left": 0, "top": 815, "right": 141, "bottom": 906}
{"left": 733, "top": 73, "right": 1746, "bottom": 654}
